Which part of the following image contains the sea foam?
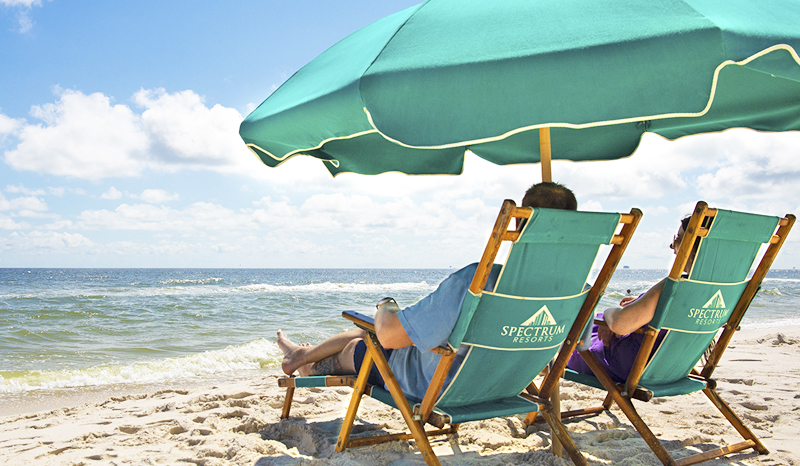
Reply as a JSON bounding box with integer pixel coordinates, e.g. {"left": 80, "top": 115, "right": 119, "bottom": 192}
{"left": 0, "top": 338, "right": 282, "bottom": 394}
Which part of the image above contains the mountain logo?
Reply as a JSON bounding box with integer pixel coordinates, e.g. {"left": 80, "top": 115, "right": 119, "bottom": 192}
{"left": 521, "top": 306, "right": 558, "bottom": 326}
{"left": 501, "top": 305, "right": 565, "bottom": 344}
{"left": 702, "top": 290, "right": 726, "bottom": 309}
{"left": 688, "top": 289, "right": 731, "bottom": 326}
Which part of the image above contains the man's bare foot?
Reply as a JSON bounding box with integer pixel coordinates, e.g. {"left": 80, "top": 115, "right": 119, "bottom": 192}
{"left": 277, "top": 330, "right": 310, "bottom": 375}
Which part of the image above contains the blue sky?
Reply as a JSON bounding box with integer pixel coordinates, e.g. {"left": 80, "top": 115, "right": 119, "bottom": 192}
{"left": 1, "top": 0, "right": 798, "bottom": 269}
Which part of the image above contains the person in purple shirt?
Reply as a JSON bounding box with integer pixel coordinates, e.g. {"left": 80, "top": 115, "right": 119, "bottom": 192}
{"left": 276, "top": 181, "right": 578, "bottom": 401}
{"left": 567, "top": 215, "right": 697, "bottom": 383}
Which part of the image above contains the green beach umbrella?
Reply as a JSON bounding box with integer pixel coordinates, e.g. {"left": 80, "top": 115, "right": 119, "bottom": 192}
{"left": 239, "top": 0, "right": 800, "bottom": 180}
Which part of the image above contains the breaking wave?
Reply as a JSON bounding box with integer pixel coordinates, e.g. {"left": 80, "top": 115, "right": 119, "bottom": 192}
{"left": 0, "top": 339, "right": 282, "bottom": 394}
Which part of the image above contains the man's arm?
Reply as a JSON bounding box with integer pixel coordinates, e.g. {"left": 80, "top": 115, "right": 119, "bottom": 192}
{"left": 375, "top": 304, "right": 413, "bottom": 349}
{"left": 603, "top": 279, "right": 666, "bottom": 336}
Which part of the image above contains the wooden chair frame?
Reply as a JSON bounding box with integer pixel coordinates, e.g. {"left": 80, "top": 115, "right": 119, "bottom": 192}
{"left": 558, "top": 201, "right": 795, "bottom": 466}
{"left": 279, "top": 200, "right": 642, "bottom": 466}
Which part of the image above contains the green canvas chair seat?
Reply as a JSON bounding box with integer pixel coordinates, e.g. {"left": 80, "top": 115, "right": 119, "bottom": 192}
{"left": 370, "top": 385, "right": 539, "bottom": 423}
{"left": 561, "top": 201, "right": 795, "bottom": 466}
{"left": 285, "top": 374, "right": 550, "bottom": 424}
{"left": 565, "top": 368, "right": 708, "bottom": 398}
{"left": 278, "top": 200, "right": 643, "bottom": 466}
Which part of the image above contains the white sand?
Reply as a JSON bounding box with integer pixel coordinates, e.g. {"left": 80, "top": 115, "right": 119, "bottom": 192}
{"left": 1, "top": 327, "right": 798, "bottom": 465}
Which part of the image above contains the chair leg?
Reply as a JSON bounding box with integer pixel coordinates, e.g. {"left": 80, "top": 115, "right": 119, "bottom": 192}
{"left": 523, "top": 381, "right": 541, "bottom": 425}
{"left": 609, "top": 391, "right": 677, "bottom": 465}
{"left": 364, "top": 333, "right": 441, "bottom": 466}
{"left": 702, "top": 387, "right": 768, "bottom": 454}
{"left": 602, "top": 390, "right": 615, "bottom": 409}
{"left": 281, "top": 386, "right": 295, "bottom": 419}
{"left": 551, "top": 381, "right": 563, "bottom": 457}
{"left": 336, "top": 350, "right": 373, "bottom": 452}
{"left": 540, "top": 408, "right": 587, "bottom": 466}
{"left": 560, "top": 405, "right": 606, "bottom": 419}
{"left": 580, "top": 350, "right": 677, "bottom": 466}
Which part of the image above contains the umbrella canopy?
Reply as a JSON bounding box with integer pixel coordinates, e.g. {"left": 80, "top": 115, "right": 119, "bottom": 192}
{"left": 239, "top": 0, "right": 800, "bottom": 177}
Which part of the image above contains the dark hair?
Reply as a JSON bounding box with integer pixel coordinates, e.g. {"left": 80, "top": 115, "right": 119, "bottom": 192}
{"left": 680, "top": 215, "right": 692, "bottom": 232}
{"left": 522, "top": 181, "right": 577, "bottom": 211}
{"left": 676, "top": 214, "right": 705, "bottom": 262}
{"left": 679, "top": 213, "right": 714, "bottom": 238}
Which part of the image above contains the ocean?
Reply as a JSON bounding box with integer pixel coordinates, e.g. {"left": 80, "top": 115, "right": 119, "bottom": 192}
{"left": 1, "top": 268, "right": 798, "bottom": 414}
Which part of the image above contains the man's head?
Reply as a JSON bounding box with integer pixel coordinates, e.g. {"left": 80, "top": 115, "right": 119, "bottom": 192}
{"left": 670, "top": 215, "right": 692, "bottom": 252}
{"left": 522, "top": 181, "right": 577, "bottom": 211}
{"left": 671, "top": 214, "right": 704, "bottom": 275}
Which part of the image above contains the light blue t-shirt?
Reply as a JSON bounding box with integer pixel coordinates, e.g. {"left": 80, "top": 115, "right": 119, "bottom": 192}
{"left": 388, "top": 262, "right": 502, "bottom": 401}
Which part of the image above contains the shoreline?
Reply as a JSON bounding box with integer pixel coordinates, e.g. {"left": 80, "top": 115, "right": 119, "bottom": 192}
{"left": 1, "top": 327, "right": 798, "bottom": 465}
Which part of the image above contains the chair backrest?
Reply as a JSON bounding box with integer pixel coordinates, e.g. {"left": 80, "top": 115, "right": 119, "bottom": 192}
{"left": 439, "top": 208, "right": 622, "bottom": 407}
{"left": 639, "top": 207, "right": 781, "bottom": 386}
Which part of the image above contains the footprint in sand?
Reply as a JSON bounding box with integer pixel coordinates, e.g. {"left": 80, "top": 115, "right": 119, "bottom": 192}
{"left": 723, "top": 378, "right": 756, "bottom": 386}
{"left": 221, "top": 409, "right": 249, "bottom": 419}
{"left": 740, "top": 401, "right": 769, "bottom": 411}
{"left": 591, "top": 429, "right": 638, "bottom": 444}
{"left": 118, "top": 425, "right": 140, "bottom": 434}
{"left": 169, "top": 423, "right": 189, "bottom": 435}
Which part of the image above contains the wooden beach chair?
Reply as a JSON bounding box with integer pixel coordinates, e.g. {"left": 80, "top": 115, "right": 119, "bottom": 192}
{"left": 278, "top": 200, "right": 642, "bottom": 466}
{"left": 561, "top": 201, "right": 795, "bottom": 466}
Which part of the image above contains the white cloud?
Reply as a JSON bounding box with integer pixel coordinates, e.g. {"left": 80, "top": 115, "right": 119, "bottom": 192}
{"left": 249, "top": 196, "right": 299, "bottom": 228}
{"left": 133, "top": 188, "right": 180, "bottom": 204}
{"left": 100, "top": 187, "right": 123, "bottom": 200}
{"left": 4, "top": 90, "right": 150, "bottom": 179}
{"left": 77, "top": 204, "right": 175, "bottom": 231}
{"left": 42, "top": 219, "right": 73, "bottom": 230}
{"left": 0, "top": 0, "right": 42, "bottom": 7}
{"left": 694, "top": 131, "right": 800, "bottom": 202}
{"left": 0, "top": 113, "right": 24, "bottom": 136}
{"left": 1, "top": 0, "right": 44, "bottom": 33}
{"left": 302, "top": 153, "right": 543, "bottom": 209}
{"left": 638, "top": 204, "right": 671, "bottom": 216}
{"left": 15, "top": 12, "right": 32, "bottom": 32}
{"left": 6, "top": 184, "right": 45, "bottom": 195}
{"left": 2, "top": 230, "right": 94, "bottom": 251}
{"left": 46, "top": 192, "right": 497, "bottom": 265}
{"left": 0, "top": 192, "right": 47, "bottom": 212}
{"left": 556, "top": 135, "right": 693, "bottom": 200}
{"left": 3, "top": 88, "right": 267, "bottom": 180}
{"left": 0, "top": 214, "right": 30, "bottom": 230}
{"left": 550, "top": 129, "right": 800, "bottom": 212}
{"left": 580, "top": 200, "right": 603, "bottom": 212}
{"left": 76, "top": 202, "right": 259, "bottom": 232}
{"left": 134, "top": 89, "right": 253, "bottom": 171}
{"left": 4, "top": 184, "right": 70, "bottom": 198}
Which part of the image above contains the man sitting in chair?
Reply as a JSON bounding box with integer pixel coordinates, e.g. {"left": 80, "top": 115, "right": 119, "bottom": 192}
{"left": 566, "top": 215, "right": 699, "bottom": 383}
{"left": 277, "top": 181, "right": 578, "bottom": 401}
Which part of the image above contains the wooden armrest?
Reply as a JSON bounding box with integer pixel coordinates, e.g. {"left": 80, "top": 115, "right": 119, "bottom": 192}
{"left": 342, "top": 310, "right": 376, "bottom": 332}
{"left": 342, "top": 310, "right": 439, "bottom": 352}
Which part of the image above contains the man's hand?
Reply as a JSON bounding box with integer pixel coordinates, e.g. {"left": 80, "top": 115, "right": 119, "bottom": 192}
{"left": 619, "top": 296, "right": 637, "bottom": 307}
{"left": 598, "top": 324, "right": 616, "bottom": 347}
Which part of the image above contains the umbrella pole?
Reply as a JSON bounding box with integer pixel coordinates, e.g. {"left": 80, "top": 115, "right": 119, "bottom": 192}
{"left": 548, "top": 363, "right": 563, "bottom": 458}
{"left": 539, "top": 127, "right": 552, "bottom": 182}
{"left": 540, "top": 126, "right": 561, "bottom": 459}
